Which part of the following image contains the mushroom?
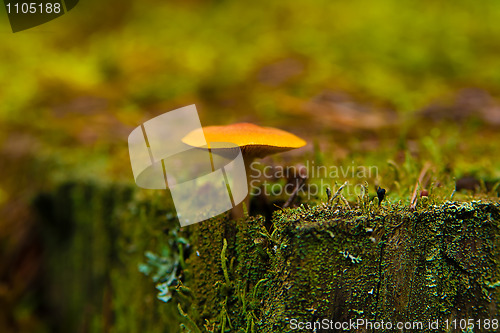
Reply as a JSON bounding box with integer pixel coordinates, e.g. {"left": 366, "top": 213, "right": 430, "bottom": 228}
{"left": 182, "top": 122, "right": 306, "bottom": 218}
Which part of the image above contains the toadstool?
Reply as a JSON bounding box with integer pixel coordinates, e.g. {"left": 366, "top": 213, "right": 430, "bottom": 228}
{"left": 182, "top": 122, "right": 306, "bottom": 218}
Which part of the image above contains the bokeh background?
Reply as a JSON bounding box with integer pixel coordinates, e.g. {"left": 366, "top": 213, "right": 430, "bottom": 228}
{"left": 1, "top": 0, "right": 500, "bottom": 331}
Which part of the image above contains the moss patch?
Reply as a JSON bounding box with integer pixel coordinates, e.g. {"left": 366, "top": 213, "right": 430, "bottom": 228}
{"left": 36, "top": 182, "right": 500, "bottom": 332}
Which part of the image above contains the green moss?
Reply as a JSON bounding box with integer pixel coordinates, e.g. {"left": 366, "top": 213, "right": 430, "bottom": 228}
{"left": 186, "top": 200, "right": 500, "bottom": 332}
{"left": 37, "top": 181, "right": 500, "bottom": 332}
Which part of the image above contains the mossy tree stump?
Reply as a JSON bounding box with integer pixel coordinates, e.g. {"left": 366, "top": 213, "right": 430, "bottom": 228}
{"left": 37, "top": 182, "right": 500, "bottom": 332}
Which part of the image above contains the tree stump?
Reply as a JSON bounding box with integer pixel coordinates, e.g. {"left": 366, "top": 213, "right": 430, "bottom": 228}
{"left": 37, "top": 182, "right": 500, "bottom": 332}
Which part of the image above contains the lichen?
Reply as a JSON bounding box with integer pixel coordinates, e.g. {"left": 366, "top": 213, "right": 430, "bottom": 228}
{"left": 183, "top": 200, "right": 500, "bottom": 332}
{"left": 37, "top": 182, "right": 500, "bottom": 332}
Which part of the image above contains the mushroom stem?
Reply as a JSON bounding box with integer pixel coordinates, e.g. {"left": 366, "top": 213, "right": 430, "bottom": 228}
{"left": 230, "top": 157, "right": 253, "bottom": 220}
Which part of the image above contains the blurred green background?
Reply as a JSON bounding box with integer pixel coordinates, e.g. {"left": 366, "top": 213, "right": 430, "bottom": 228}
{"left": 1, "top": 0, "right": 500, "bottom": 331}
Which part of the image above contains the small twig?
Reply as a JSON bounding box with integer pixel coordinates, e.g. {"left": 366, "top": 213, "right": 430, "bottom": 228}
{"left": 410, "top": 162, "right": 431, "bottom": 210}
{"left": 340, "top": 194, "right": 351, "bottom": 209}
{"left": 329, "top": 181, "right": 349, "bottom": 205}
{"left": 273, "top": 203, "right": 285, "bottom": 212}
{"left": 283, "top": 176, "right": 307, "bottom": 208}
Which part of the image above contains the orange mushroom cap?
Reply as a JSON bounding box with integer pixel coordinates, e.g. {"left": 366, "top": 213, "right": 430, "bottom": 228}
{"left": 182, "top": 122, "right": 306, "bottom": 158}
